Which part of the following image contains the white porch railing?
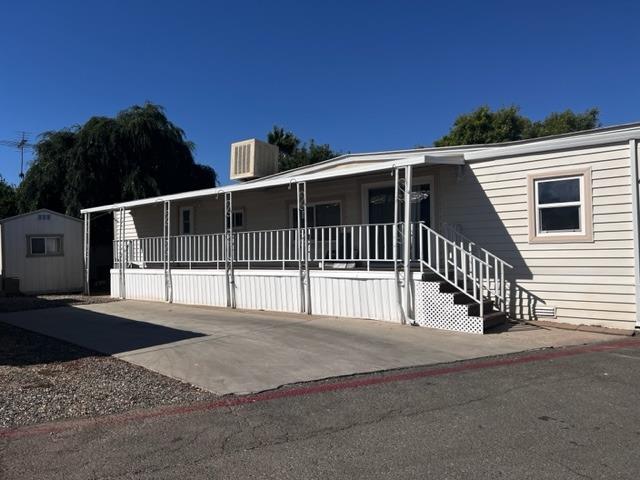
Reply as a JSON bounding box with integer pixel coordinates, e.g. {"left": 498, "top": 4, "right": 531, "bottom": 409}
{"left": 114, "top": 221, "right": 510, "bottom": 316}
{"left": 114, "top": 223, "right": 401, "bottom": 271}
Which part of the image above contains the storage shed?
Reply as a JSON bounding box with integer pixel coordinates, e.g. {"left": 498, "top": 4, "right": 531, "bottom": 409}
{"left": 0, "top": 209, "right": 83, "bottom": 294}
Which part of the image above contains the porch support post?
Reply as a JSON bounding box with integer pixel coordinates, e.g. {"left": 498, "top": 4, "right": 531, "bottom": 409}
{"left": 224, "top": 192, "right": 236, "bottom": 308}
{"left": 393, "top": 168, "right": 403, "bottom": 319}
{"left": 163, "top": 201, "right": 172, "bottom": 303}
{"left": 118, "top": 207, "right": 126, "bottom": 299}
{"left": 83, "top": 212, "right": 91, "bottom": 296}
{"left": 296, "top": 182, "right": 311, "bottom": 314}
{"left": 402, "top": 165, "right": 413, "bottom": 323}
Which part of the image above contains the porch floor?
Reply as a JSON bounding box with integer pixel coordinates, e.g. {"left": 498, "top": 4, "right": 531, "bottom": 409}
{"left": 0, "top": 300, "right": 612, "bottom": 395}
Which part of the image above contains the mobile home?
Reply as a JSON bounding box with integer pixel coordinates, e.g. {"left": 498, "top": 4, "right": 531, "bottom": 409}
{"left": 81, "top": 124, "right": 640, "bottom": 334}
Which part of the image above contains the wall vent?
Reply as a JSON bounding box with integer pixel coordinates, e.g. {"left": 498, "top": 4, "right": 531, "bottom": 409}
{"left": 230, "top": 139, "right": 279, "bottom": 181}
{"left": 534, "top": 305, "right": 557, "bottom": 319}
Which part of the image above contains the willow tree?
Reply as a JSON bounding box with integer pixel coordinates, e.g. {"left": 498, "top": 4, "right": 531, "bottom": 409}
{"left": 18, "top": 103, "right": 216, "bottom": 216}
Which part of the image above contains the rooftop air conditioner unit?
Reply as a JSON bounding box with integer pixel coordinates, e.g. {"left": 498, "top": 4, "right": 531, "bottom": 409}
{"left": 230, "top": 139, "right": 279, "bottom": 181}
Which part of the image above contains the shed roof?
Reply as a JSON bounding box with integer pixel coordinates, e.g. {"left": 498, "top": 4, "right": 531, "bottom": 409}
{"left": 0, "top": 209, "right": 82, "bottom": 225}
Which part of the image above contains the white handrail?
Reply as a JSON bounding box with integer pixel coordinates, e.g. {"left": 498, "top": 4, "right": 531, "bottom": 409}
{"left": 442, "top": 222, "right": 512, "bottom": 312}
{"left": 418, "top": 223, "right": 492, "bottom": 317}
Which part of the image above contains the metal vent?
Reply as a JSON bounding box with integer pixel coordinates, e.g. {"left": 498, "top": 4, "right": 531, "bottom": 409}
{"left": 230, "top": 139, "right": 279, "bottom": 181}
{"left": 233, "top": 143, "right": 252, "bottom": 175}
{"left": 534, "top": 305, "right": 557, "bottom": 318}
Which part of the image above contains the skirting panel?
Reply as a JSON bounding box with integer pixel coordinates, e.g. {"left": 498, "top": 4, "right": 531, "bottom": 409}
{"left": 171, "top": 271, "right": 226, "bottom": 307}
{"left": 309, "top": 275, "right": 404, "bottom": 323}
{"left": 110, "top": 269, "right": 407, "bottom": 323}
{"left": 414, "top": 281, "right": 484, "bottom": 334}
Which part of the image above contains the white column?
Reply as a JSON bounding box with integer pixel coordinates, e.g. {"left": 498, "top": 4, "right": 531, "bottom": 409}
{"left": 119, "top": 208, "right": 126, "bottom": 299}
{"left": 296, "top": 182, "right": 310, "bottom": 313}
{"left": 83, "top": 213, "right": 91, "bottom": 295}
{"left": 163, "top": 201, "right": 172, "bottom": 302}
{"left": 402, "top": 165, "right": 413, "bottom": 323}
{"left": 224, "top": 192, "right": 236, "bottom": 308}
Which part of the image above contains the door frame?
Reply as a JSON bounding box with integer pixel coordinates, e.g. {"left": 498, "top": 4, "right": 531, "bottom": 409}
{"left": 360, "top": 175, "right": 435, "bottom": 226}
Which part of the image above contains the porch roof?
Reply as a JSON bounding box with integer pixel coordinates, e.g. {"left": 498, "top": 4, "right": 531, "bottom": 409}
{"left": 80, "top": 151, "right": 466, "bottom": 214}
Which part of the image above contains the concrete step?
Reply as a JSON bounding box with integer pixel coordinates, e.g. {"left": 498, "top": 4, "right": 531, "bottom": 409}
{"left": 483, "top": 311, "right": 508, "bottom": 331}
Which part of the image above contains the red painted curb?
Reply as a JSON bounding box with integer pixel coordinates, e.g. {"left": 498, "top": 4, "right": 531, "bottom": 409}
{"left": 2, "top": 338, "right": 638, "bottom": 440}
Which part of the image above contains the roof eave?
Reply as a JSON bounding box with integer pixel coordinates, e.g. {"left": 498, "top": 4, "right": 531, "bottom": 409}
{"left": 464, "top": 127, "right": 640, "bottom": 162}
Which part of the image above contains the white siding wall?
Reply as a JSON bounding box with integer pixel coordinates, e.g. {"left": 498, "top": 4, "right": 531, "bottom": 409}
{"left": 2, "top": 212, "right": 83, "bottom": 293}
{"left": 439, "top": 143, "right": 637, "bottom": 331}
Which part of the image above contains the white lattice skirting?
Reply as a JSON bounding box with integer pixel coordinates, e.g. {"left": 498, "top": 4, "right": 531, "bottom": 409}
{"left": 414, "top": 281, "right": 484, "bottom": 334}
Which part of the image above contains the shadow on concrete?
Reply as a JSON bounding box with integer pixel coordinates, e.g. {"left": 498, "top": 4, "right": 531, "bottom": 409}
{"left": 0, "top": 321, "right": 104, "bottom": 367}
{"left": 0, "top": 306, "right": 207, "bottom": 365}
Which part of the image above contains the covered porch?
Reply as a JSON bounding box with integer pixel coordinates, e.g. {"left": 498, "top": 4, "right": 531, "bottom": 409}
{"left": 82, "top": 153, "right": 511, "bottom": 331}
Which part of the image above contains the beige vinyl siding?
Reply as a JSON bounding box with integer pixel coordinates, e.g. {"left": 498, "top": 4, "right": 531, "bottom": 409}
{"left": 440, "top": 143, "right": 636, "bottom": 330}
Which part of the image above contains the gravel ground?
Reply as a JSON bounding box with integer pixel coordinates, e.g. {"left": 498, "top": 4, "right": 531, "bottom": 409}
{"left": 0, "top": 321, "right": 217, "bottom": 429}
{"left": 0, "top": 293, "right": 118, "bottom": 313}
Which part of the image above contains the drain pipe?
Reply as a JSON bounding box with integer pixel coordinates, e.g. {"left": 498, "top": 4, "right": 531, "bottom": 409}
{"left": 629, "top": 139, "right": 640, "bottom": 331}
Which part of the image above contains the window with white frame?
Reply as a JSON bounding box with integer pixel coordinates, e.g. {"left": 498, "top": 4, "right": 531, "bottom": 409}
{"left": 535, "top": 176, "right": 583, "bottom": 234}
{"left": 179, "top": 207, "right": 193, "bottom": 235}
{"left": 528, "top": 168, "right": 592, "bottom": 243}
{"left": 29, "top": 235, "right": 63, "bottom": 256}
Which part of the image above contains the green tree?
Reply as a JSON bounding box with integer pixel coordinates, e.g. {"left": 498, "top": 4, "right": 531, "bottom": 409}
{"left": 0, "top": 176, "right": 17, "bottom": 219}
{"left": 17, "top": 103, "right": 216, "bottom": 216}
{"left": 526, "top": 108, "right": 600, "bottom": 138}
{"left": 434, "top": 106, "right": 600, "bottom": 147}
{"left": 267, "top": 126, "right": 337, "bottom": 171}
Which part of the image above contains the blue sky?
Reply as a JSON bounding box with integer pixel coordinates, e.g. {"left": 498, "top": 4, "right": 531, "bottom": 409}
{"left": 1, "top": 0, "right": 639, "bottom": 185}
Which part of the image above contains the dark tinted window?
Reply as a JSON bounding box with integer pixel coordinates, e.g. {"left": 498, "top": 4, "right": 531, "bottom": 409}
{"left": 315, "top": 203, "right": 340, "bottom": 226}
{"left": 31, "top": 238, "right": 45, "bottom": 254}
{"left": 539, "top": 206, "right": 580, "bottom": 232}
{"left": 538, "top": 178, "right": 580, "bottom": 204}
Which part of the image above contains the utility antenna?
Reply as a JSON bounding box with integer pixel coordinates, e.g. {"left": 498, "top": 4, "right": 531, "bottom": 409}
{"left": 0, "top": 131, "right": 34, "bottom": 180}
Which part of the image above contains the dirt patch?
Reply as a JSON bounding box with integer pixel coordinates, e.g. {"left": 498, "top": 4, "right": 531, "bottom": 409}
{"left": 0, "top": 321, "right": 217, "bottom": 429}
{"left": 0, "top": 294, "right": 118, "bottom": 314}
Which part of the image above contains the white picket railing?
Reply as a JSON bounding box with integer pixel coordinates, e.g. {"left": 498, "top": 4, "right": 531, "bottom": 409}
{"left": 113, "top": 223, "right": 399, "bottom": 270}
{"left": 235, "top": 228, "right": 300, "bottom": 268}
{"left": 442, "top": 222, "right": 512, "bottom": 312}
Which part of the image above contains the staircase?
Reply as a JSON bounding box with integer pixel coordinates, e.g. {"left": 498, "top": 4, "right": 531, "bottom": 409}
{"left": 413, "top": 223, "right": 512, "bottom": 334}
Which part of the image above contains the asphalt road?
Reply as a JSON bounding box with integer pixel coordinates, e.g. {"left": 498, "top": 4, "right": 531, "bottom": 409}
{"left": 2, "top": 338, "right": 639, "bottom": 479}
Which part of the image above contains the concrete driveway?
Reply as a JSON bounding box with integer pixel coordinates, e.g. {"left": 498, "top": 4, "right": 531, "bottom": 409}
{"left": 1, "top": 300, "right": 612, "bottom": 395}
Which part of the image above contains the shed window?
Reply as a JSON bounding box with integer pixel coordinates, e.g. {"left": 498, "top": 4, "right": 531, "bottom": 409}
{"left": 528, "top": 168, "right": 593, "bottom": 243}
{"left": 29, "top": 236, "right": 63, "bottom": 256}
{"left": 180, "top": 207, "right": 193, "bottom": 235}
